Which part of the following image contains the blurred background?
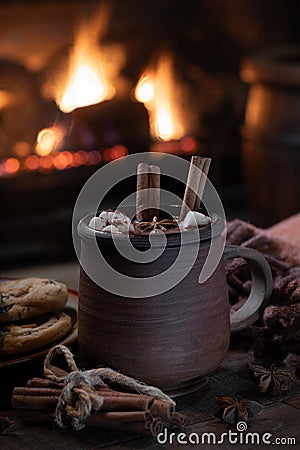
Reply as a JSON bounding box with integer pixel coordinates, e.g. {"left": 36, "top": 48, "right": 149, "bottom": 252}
{"left": 0, "top": 0, "right": 299, "bottom": 267}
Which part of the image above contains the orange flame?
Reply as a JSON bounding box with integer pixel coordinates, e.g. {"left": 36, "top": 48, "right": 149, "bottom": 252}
{"left": 135, "top": 75, "right": 155, "bottom": 103}
{"left": 135, "top": 55, "right": 186, "bottom": 141}
{"left": 35, "top": 127, "right": 63, "bottom": 156}
{"left": 52, "top": 5, "right": 124, "bottom": 113}
{"left": 59, "top": 64, "right": 108, "bottom": 113}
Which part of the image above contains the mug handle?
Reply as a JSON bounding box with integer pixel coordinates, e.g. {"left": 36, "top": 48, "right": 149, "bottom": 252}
{"left": 224, "top": 245, "right": 273, "bottom": 332}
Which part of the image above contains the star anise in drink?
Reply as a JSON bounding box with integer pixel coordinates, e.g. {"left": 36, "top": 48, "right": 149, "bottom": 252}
{"left": 215, "top": 397, "right": 262, "bottom": 424}
{"left": 134, "top": 216, "right": 179, "bottom": 234}
{"left": 249, "top": 363, "right": 295, "bottom": 395}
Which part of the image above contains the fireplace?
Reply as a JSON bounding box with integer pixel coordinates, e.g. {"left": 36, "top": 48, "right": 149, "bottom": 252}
{"left": 0, "top": 0, "right": 297, "bottom": 265}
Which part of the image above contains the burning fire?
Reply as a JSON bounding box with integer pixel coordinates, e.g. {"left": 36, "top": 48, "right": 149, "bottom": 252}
{"left": 59, "top": 65, "right": 108, "bottom": 113}
{"left": 50, "top": 5, "right": 124, "bottom": 113}
{"left": 35, "top": 127, "right": 63, "bottom": 156}
{"left": 0, "top": 145, "right": 128, "bottom": 178}
{"left": 134, "top": 55, "right": 186, "bottom": 141}
{"left": 135, "top": 75, "right": 155, "bottom": 103}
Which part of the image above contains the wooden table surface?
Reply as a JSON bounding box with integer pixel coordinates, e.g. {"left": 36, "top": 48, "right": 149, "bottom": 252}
{"left": 1, "top": 347, "right": 300, "bottom": 450}
{"left": 1, "top": 215, "right": 300, "bottom": 449}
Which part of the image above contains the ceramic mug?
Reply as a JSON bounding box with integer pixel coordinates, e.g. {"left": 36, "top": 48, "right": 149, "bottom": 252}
{"left": 78, "top": 213, "right": 272, "bottom": 395}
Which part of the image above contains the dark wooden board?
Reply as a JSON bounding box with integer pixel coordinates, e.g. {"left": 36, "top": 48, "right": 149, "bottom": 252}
{"left": 1, "top": 349, "right": 300, "bottom": 450}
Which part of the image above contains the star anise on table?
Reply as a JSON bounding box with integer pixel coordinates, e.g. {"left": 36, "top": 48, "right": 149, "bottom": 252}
{"left": 249, "top": 363, "right": 295, "bottom": 396}
{"left": 214, "top": 397, "right": 262, "bottom": 425}
{"left": 0, "top": 416, "right": 16, "bottom": 436}
{"left": 134, "top": 216, "right": 179, "bottom": 234}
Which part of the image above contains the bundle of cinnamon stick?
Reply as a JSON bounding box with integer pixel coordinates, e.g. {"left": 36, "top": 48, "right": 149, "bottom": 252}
{"left": 11, "top": 345, "right": 186, "bottom": 438}
{"left": 12, "top": 378, "right": 185, "bottom": 436}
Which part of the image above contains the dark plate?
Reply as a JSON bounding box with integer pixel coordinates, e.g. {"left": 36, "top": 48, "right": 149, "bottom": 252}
{"left": 0, "top": 278, "right": 78, "bottom": 370}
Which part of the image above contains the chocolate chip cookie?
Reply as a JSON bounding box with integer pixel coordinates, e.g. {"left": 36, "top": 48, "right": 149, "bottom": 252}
{"left": 0, "top": 312, "right": 72, "bottom": 357}
{"left": 0, "top": 278, "right": 68, "bottom": 323}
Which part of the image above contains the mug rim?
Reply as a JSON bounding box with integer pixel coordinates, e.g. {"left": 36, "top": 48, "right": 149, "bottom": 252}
{"left": 78, "top": 211, "right": 225, "bottom": 248}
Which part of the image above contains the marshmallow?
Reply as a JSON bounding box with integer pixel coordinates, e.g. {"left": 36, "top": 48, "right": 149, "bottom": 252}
{"left": 181, "top": 211, "right": 211, "bottom": 230}
{"left": 111, "top": 211, "right": 132, "bottom": 233}
{"left": 102, "top": 225, "right": 122, "bottom": 234}
{"left": 99, "top": 210, "right": 115, "bottom": 223}
{"left": 88, "top": 216, "right": 106, "bottom": 231}
{"left": 89, "top": 209, "right": 134, "bottom": 235}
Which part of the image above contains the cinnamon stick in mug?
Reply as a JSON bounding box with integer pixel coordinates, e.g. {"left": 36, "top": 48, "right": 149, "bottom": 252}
{"left": 149, "top": 164, "right": 160, "bottom": 220}
{"left": 194, "top": 157, "right": 211, "bottom": 211}
{"left": 136, "top": 163, "right": 150, "bottom": 221}
{"left": 179, "top": 156, "right": 203, "bottom": 221}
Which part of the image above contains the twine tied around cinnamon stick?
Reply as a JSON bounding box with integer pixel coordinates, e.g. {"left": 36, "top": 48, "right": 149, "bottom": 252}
{"left": 43, "top": 344, "right": 175, "bottom": 431}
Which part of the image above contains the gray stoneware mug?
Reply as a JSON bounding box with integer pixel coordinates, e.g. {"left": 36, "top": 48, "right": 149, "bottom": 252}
{"left": 78, "top": 213, "right": 272, "bottom": 395}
